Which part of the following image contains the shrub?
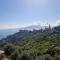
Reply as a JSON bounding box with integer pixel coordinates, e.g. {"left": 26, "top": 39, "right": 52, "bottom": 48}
{"left": 21, "top": 54, "right": 32, "bottom": 60}
{"left": 44, "top": 55, "right": 53, "bottom": 60}
{"left": 35, "top": 56, "right": 44, "bottom": 60}
{"left": 11, "top": 49, "right": 20, "bottom": 60}
{"left": 4, "top": 44, "right": 15, "bottom": 56}
{"left": 55, "top": 55, "right": 60, "bottom": 60}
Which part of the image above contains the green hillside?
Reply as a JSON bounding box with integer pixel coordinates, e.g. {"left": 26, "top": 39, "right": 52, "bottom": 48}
{"left": 0, "top": 25, "right": 60, "bottom": 60}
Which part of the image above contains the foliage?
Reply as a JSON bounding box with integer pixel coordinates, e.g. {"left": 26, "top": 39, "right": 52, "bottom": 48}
{"left": 0, "top": 25, "right": 60, "bottom": 60}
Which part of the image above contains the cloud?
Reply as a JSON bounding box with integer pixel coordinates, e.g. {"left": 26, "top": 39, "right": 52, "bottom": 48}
{"left": 47, "top": 19, "right": 60, "bottom": 27}
{"left": 0, "top": 19, "right": 60, "bottom": 29}
{"left": 31, "top": 19, "right": 60, "bottom": 27}
{"left": 55, "top": 19, "right": 60, "bottom": 26}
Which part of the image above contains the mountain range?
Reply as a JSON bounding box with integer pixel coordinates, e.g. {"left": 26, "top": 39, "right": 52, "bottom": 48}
{"left": 0, "top": 25, "right": 48, "bottom": 39}
{"left": 0, "top": 25, "right": 60, "bottom": 60}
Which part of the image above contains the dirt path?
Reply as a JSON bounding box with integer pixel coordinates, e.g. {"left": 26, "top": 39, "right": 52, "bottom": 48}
{"left": 1, "top": 55, "right": 11, "bottom": 60}
{"left": 0, "top": 50, "right": 11, "bottom": 60}
{"left": 1, "top": 57, "right": 11, "bottom": 60}
{"left": 0, "top": 50, "right": 4, "bottom": 54}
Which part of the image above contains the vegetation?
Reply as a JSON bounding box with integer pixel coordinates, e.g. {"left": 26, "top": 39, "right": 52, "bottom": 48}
{"left": 0, "top": 25, "right": 60, "bottom": 60}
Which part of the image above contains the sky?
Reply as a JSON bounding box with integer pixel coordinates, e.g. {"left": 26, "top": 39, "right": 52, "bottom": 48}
{"left": 0, "top": 0, "right": 60, "bottom": 29}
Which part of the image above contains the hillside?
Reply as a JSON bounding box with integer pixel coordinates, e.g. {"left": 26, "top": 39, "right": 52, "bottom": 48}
{"left": 0, "top": 25, "right": 60, "bottom": 60}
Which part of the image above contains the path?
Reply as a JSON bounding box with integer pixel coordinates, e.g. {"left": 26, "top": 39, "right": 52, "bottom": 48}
{"left": 1, "top": 57, "right": 11, "bottom": 60}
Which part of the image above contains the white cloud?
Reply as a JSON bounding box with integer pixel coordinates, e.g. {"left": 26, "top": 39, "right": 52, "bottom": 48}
{"left": 0, "top": 19, "right": 60, "bottom": 29}
{"left": 47, "top": 19, "right": 60, "bottom": 27}
{"left": 55, "top": 19, "right": 60, "bottom": 26}
{"left": 31, "top": 19, "right": 60, "bottom": 27}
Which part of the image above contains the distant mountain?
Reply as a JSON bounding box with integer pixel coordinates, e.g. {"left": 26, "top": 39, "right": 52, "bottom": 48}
{"left": 0, "top": 29, "right": 19, "bottom": 39}
{"left": 0, "top": 25, "right": 49, "bottom": 44}
{"left": 20, "top": 25, "right": 48, "bottom": 30}
{"left": 0, "top": 25, "right": 48, "bottom": 39}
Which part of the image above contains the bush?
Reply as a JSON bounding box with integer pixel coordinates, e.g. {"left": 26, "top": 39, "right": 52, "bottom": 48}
{"left": 4, "top": 44, "right": 15, "bottom": 56}
{"left": 11, "top": 49, "right": 20, "bottom": 60}
{"left": 55, "top": 55, "right": 60, "bottom": 60}
{"left": 35, "top": 56, "right": 44, "bottom": 60}
{"left": 44, "top": 55, "right": 53, "bottom": 60}
{"left": 21, "top": 54, "right": 32, "bottom": 60}
{"left": 46, "top": 47, "right": 57, "bottom": 56}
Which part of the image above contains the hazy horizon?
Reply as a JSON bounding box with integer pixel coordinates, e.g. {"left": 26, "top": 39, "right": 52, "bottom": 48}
{"left": 0, "top": 0, "right": 60, "bottom": 29}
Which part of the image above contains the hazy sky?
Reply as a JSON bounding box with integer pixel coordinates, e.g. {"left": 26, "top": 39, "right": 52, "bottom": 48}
{"left": 0, "top": 0, "right": 60, "bottom": 29}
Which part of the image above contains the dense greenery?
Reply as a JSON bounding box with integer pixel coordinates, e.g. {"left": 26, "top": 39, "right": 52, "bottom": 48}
{"left": 0, "top": 25, "right": 60, "bottom": 60}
